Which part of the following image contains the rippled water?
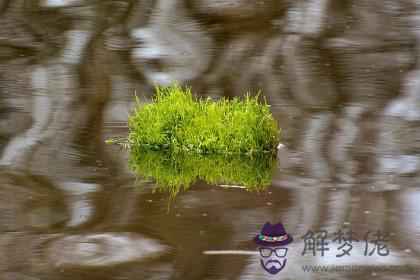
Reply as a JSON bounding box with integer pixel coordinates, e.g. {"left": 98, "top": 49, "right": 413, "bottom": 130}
{"left": 0, "top": 1, "right": 419, "bottom": 279}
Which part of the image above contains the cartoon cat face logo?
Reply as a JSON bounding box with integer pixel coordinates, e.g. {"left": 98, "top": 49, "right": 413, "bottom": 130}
{"left": 253, "top": 222, "right": 293, "bottom": 275}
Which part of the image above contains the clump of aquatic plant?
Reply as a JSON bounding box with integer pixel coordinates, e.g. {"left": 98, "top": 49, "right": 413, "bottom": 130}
{"left": 127, "top": 82, "right": 280, "bottom": 156}
{"left": 129, "top": 148, "right": 277, "bottom": 196}
{"left": 106, "top": 82, "right": 281, "bottom": 195}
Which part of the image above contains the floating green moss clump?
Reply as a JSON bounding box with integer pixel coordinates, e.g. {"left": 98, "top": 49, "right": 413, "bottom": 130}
{"left": 106, "top": 82, "right": 281, "bottom": 195}
{"left": 128, "top": 83, "right": 280, "bottom": 156}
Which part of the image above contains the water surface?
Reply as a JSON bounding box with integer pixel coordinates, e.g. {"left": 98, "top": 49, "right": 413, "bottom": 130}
{"left": 0, "top": 1, "right": 419, "bottom": 279}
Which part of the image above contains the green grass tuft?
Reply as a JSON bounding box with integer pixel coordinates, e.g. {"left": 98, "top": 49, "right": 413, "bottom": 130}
{"left": 106, "top": 82, "right": 281, "bottom": 195}
{"left": 128, "top": 82, "right": 280, "bottom": 156}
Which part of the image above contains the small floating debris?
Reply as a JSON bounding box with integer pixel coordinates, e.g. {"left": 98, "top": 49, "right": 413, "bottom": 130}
{"left": 203, "top": 250, "right": 259, "bottom": 255}
{"left": 219, "top": 184, "right": 247, "bottom": 189}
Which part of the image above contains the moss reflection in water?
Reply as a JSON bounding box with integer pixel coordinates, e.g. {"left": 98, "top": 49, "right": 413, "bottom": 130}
{"left": 129, "top": 147, "right": 277, "bottom": 196}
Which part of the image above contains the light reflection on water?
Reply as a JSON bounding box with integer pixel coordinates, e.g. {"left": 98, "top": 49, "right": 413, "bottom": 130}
{"left": 0, "top": 0, "right": 419, "bottom": 279}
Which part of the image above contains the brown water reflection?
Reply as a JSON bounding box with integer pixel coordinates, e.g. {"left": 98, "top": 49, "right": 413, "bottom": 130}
{"left": 0, "top": 0, "right": 419, "bottom": 279}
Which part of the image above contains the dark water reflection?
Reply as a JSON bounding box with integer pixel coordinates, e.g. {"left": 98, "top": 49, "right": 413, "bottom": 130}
{"left": 0, "top": 0, "right": 419, "bottom": 279}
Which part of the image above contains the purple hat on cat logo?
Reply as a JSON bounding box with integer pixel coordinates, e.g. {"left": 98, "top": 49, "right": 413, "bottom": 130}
{"left": 254, "top": 222, "right": 293, "bottom": 247}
